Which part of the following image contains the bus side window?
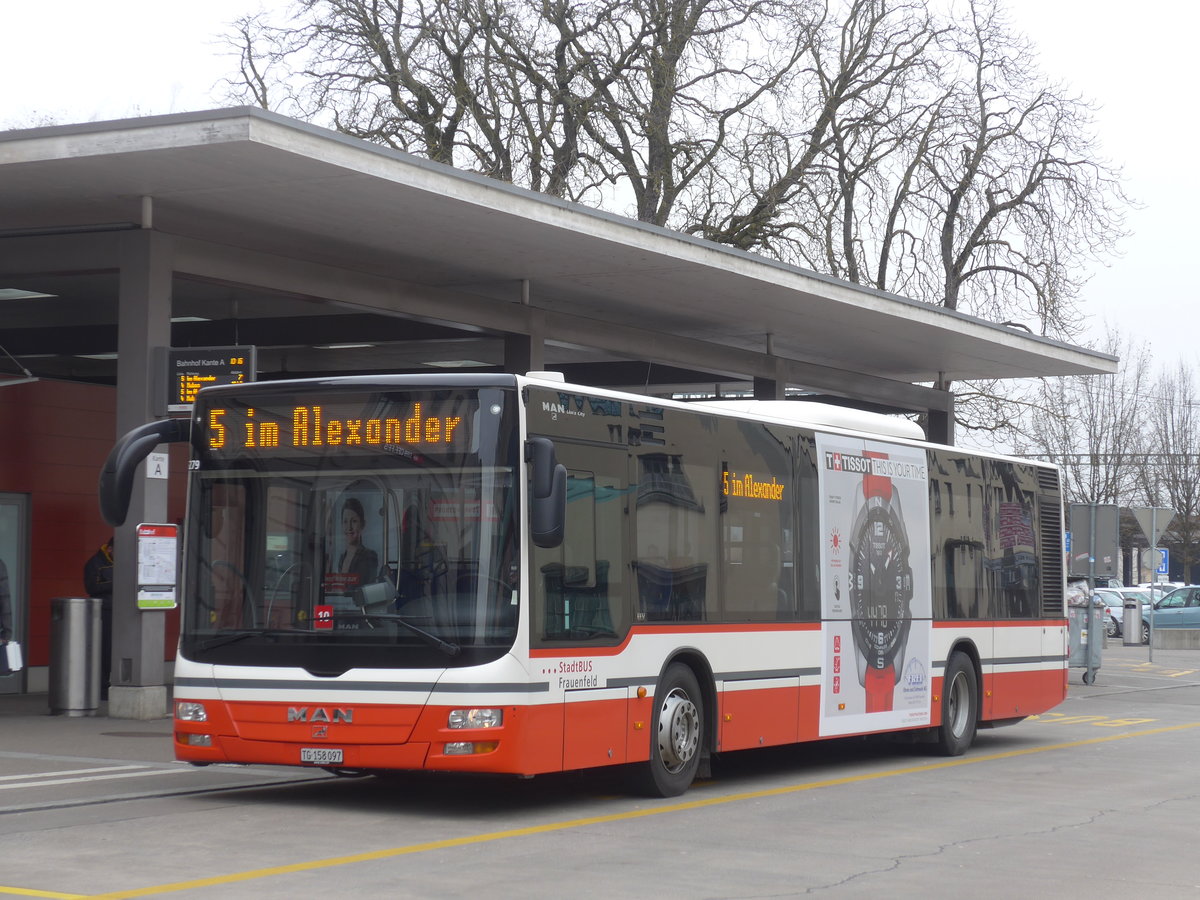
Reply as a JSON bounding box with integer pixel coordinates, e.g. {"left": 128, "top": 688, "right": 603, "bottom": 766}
{"left": 531, "top": 446, "right": 629, "bottom": 644}
{"left": 719, "top": 420, "right": 798, "bottom": 622}
{"left": 634, "top": 452, "right": 713, "bottom": 623}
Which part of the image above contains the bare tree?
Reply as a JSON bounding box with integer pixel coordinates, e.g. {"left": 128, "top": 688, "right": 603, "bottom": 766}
{"left": 225, "top": 0, "right": 525, "bottom": 172}
{"left": 569, "top": 0, "right": 820, "bottom": 224}
{"left": 820, "top": 0, "right": 1128, "bottom": 441}
{"left": 1015, "top": 329, "right": 1151, "bottom": 505}
{"left": 691, "top": 0, "right": 941, "bottom": 256}
{"left": 681, "top": 0, "right": 1127, "bottom": 345}
{"left": 1138, "top": 363, "right": 1200, "bottom": 580}
{"left": 916, "top": 0, "right": 1125, "bottom": 339}
{"left": 223, "top": 16, "right": 277, "bottom": 110}
{"left": 223, "top": 0, "right": 818, "bottom": 212}
{"left": 223, "top": 0, "right": 1124, "bottom": 290}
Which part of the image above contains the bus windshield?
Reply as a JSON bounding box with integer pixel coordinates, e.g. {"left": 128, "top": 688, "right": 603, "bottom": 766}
{"left": 180, "top": 384, "right": 519, "bottom": 670}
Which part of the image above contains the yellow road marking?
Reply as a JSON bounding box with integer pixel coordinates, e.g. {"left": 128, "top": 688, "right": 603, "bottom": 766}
{"left": 5, "top": 721, "right": 1198, "bottom": 900}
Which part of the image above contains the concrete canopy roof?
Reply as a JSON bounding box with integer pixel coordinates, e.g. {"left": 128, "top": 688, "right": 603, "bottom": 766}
{"left": 0, "top": 107, "right": 1115, "bottom": 410}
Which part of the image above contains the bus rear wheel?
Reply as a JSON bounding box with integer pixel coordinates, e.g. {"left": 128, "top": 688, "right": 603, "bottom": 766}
{"left": 635, "top": 663, "right": 704, "bottom": 797}
{"left": 937, "top": 651, "right": 978, "bottom": 756}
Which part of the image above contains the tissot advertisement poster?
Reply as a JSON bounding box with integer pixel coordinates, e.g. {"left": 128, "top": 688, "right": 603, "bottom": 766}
{"left": 816, "top": 435, "right": 932, "bottom": 736}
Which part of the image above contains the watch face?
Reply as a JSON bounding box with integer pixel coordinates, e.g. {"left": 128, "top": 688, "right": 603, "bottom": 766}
{"left": 850, "top": 503, "right": 913, "bottom": 664}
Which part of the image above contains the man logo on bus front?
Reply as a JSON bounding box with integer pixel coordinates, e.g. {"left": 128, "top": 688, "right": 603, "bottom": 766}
{"left": 288, "top": 707, "right": 354, "bottom": 723}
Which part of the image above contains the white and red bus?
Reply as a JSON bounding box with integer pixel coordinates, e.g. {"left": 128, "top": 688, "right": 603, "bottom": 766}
{"left": 100, "top": 372, "right": 1067, "bottom": 796}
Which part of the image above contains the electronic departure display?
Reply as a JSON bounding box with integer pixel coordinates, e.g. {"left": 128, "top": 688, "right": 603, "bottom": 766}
{"left": 196, "top": 391, "right": 483, "bottom": 461}
{"left": 164, "top": 346, "right": 256, "bottom": 413}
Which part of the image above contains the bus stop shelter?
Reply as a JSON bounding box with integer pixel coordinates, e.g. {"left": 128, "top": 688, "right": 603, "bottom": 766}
{"left": 0, "top": 108, "right": 1116, "bottom": 716}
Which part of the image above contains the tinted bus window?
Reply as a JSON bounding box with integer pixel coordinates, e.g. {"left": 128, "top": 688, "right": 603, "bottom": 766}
{"left": 531, "top": 443, "right": 630, "bottom": 644}
{"left": 719, "top": 417, "right": 795, "bottom": 621}
{"left": 928, "top": 450, "right": 1043, "bottom": 619}
{"left": 632, "top": 409, "right": 718, "bottom": 623}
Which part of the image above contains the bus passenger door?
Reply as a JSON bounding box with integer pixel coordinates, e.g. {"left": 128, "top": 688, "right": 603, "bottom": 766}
{"left": 530, "top": 441, "right": 633, "bottom": 771}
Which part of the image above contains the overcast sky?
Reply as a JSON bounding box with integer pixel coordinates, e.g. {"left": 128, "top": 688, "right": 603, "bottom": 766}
{"left": 3, "top": 0, "right": 1194, "bottom": 368}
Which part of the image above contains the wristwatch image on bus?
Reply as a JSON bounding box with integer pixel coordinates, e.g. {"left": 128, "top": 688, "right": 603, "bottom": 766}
{"left": 848, "top": 452, "right": 914, "bottom": 713}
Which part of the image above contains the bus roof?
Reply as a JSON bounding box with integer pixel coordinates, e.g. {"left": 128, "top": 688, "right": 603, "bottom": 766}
{"left": 519, "top": 372, "right": 925, "bottom": 442}
{"left": 695, "top": 399, "right": 925, "bottom": 441}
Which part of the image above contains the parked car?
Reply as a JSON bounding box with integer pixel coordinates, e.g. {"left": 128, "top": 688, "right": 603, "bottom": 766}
{"left": 1138, "top": 582, "right": 1184, "bottom": 601}
{"left": 1118, "top": 588, "right": 1155, "bottom": 606}
{"left": 1096, "top": 588, "right": 1153, "bottom": 640}
{"left": 1094, "top": 589, "right": 1125, "bottom": 637}
{"left": 1094, "top": 588, "right": 1152, "bottom": 639}
{"left": 1146, "top": 586, "right": 1200, "bottom": 632}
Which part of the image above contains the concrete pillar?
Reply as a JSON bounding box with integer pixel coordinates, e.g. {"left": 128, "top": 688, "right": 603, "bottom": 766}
{"left": 753, "top": 376, "right": 783, "bottom": 400}
{"left": 504, "top": 304, "right": 546, "bottom": 374}
{"left": 109, "top": 229, "right": 172, "bottom": 719}
{"left": 926, "top": 385, "right": 956, "bottom": 445}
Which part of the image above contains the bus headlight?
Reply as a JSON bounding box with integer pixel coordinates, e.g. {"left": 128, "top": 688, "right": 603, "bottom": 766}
{"left": 448, "top": 708, "right": 502, "bottom": 729}
{"left": 175, "top": 701, "right": 207, "bottom": 722}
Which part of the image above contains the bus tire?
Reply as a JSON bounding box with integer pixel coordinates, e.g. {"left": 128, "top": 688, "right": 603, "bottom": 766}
{"left": 635, "top": 663, "right": 704, "bottom": 797}
{"left": 936, "top": 651, "right": 977, "bottom": 756}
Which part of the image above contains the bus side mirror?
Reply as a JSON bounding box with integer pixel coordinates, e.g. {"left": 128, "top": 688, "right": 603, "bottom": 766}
{"left": 527, "top": 437, "right": 566, "bottom": 548}
{"left": 99, "top": 418, "right": 191, "bottom": 526}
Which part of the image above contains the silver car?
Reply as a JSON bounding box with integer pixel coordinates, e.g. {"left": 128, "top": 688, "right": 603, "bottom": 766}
{"left": 1095, "top": 588, "right": 1153, "bottom": 640}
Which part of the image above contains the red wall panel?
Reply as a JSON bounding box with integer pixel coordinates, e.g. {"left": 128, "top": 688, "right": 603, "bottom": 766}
{"left": 0, "top": 381, "right": 185, "bottom": 668}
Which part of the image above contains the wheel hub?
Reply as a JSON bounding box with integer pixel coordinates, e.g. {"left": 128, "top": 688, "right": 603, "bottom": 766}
{"left": 657, "top": 689, "right": 699, "bottom": 773}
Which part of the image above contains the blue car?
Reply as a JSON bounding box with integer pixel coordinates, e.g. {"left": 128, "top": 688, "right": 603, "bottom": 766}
{"left": 1147, "top": 587, "right": 1200, "bottom": 631}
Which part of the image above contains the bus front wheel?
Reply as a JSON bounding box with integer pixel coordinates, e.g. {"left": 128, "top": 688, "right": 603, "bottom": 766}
{"left": 936, "top": 651, "right": 978, "bottom": 756}
{"left": 635, "top": 663, "right": 704, "bottom": 797}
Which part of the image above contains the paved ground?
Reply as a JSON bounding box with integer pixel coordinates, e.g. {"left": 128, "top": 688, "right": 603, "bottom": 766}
{"left": 0, "top": 640, "right": 1197, "bottom": 899}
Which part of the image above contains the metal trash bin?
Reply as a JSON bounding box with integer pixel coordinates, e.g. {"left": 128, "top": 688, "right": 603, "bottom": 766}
{"left": 1068, "top": 598, "right": 1103, "bottom": 684}
{"left": 1122, "top": 598, "right": 1144, "bottom": 646}
{"left": 49, "top": 597, "right": 102, "bottom": 716}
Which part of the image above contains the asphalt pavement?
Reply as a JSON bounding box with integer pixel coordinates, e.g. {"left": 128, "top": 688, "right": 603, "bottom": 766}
{"left": 0, "top": 690, "right": 176, "bottom": 764}
{"left": 1, "top": 638, "right": 1189, "bottom": 768}
{"left": 1, "top": 640, "right": 1199, "bottom": 899}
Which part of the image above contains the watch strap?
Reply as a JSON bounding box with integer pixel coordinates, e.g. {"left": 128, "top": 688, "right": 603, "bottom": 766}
{"left": 862, "top": 450, "right": 892, "bottom": 501}
{"left": 863, "top": 663, "right": 895, "bottom": 712}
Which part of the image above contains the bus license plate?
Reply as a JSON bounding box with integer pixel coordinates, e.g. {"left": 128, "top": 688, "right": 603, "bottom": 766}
{"left": 300, "top": 747, "right": 344, "bottom": 765}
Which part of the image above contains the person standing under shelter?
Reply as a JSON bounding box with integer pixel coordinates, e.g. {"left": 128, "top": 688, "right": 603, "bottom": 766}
{"left": 83, "top": 537, "right": 114, "bottom": 700}
{"left": 0, "top": 556, "right": 13, "bottom": 650}
{"left": 0, "top": 556, "right": 21, "bottom": 678}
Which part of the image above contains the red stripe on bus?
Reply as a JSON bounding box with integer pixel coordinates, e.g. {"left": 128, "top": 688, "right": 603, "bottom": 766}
{"left": 174, "top": 662, "right": 1066, "bottom": 775}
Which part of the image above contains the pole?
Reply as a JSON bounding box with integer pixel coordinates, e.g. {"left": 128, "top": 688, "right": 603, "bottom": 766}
{"left": 1149, "top": 509, "right": 1157, "bottom": 663}
{"left": 1088, "top": 505, "right": 1096, "bottom": 587}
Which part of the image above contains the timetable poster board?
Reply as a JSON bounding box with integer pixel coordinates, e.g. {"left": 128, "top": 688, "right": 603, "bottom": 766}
{"left": 136, "top": 523, "right": 179, "bottom": 610}
{"left": 164, "top": 346, "right": 256, "bottom": 413}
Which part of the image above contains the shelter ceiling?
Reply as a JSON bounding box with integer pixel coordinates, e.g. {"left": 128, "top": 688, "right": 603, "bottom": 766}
{"left": 0, "top": 109, "right": 1115, "bottom": 397}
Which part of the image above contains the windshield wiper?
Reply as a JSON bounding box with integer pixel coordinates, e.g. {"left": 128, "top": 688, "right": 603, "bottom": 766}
{"left": 198, "top": 628, "right": 306, "bottom": 651}
{"left": 360, "top": 614, "right": 461, "bottom": 657}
